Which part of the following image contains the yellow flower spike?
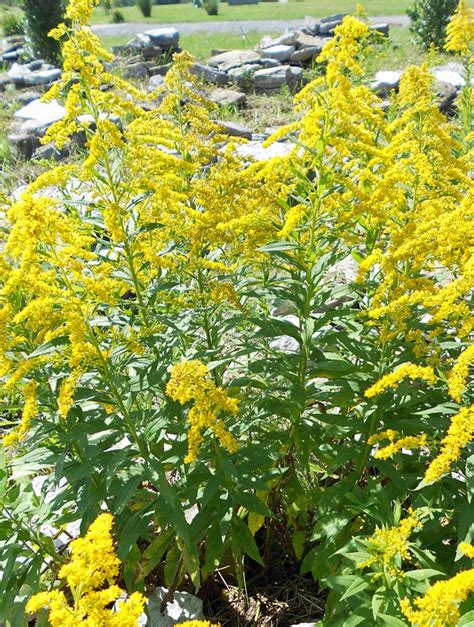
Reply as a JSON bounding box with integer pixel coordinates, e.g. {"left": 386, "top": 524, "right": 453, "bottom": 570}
{"left": 365, "top": 364, "right": 437, "bottom": 398}
{"left": 460, "top": 543, "right": 474, "bottom": 558}
{"left": 166, "top": 360, "right": 239, "bottom": 463}
{"left": 368, "top": 430, "right": 428, "bottom": 460}
{"left": 448, "top": 345, "right": 474, "bottom": 402}
{"left": 358, "top": 509, "right": 423, "bottom": 577}
{"left": 27, "top": 513, "right": 146, "bottom": 626}
{"left": 401, "top": 568, "right": 474, "bottom": 626}
{"left": 424, "top": 405, "right": 474, "bottom": 483}
{"left": 445, "top": 0, "right": 474, "bottom": 54}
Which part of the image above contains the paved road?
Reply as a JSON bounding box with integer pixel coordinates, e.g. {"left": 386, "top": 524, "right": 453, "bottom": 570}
{"left": 92, "top": 14, "right": 409, "bottom": 38}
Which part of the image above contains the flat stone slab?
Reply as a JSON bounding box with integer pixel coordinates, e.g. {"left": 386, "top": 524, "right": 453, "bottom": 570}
{"left": 261, "top": 44, "right": 295, "bottom": 62}
{"left": 208, "top": 49, "right": 260, "bottom": 71}
{"left": 191, "top": 62, "right": 228, "bottom": 85}
{"left": 236, "top": 139, "right": 293, "bottom": 161}
{"left": 15, "top": 99, "right": 66, "bottom": 125}
{"left": 209, "top": 87, "right": 246, "bottom": 107}
{"left": 144, "top": 27, "right": 179, "bottom": 48}
{"left": 371, "top": 70, "right": 402, "bottom": 95}
{"left": 217, "top": 120, "right": 252, "bottom": 139}
{"left": 253, "top": 65, "right": 291, "bottom": 89}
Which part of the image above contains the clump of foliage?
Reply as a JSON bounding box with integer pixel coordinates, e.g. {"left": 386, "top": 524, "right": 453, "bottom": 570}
{"left": 1, "top": 10, "right": 25, "bottom": 36}
{"left": 111, "top": 8, "right": 125, "bottom": 22}
{"left": 137, "top": 0, "right": 152, "bottom": 18}
{"left": 0, "top": 0, "right": 473, "bottom": 625}
{"left": 407, "top": 0, "right": 459, "bottom": 48}
{"left": 23, "top": 0, "right": 65, "bottom": 63}
{"left": 203, "top": 0, "right": 219, "bottom": 16}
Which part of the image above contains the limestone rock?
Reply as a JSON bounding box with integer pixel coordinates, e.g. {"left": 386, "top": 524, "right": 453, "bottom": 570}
{"left": 144, "top": 27, "right": 179, "bottom": 49}
{"left": 15, "top": 99, "right": 66, "bottom": 128}
{"left": 253, "top": 65, "right": 291, "bottom": 90}
{"left": 370, "top": 70, "right": 402, "bottom": 96}
{"left": 217, "top": 120, "right": 252, "bottom": 139}
{"left": 209, "top": 87, "right": 246, "bottom": 107}
{"left": 261, "top": 44, "right": 295, "bottom": 62}
{"left": 290, "top": 47, "right": 320, "bottom": 64}
{"left": 260, "top": 30, "right": 297, "bottom": 49}
{"left": 295, "top": 32, "right": 326, "bottom": 51}
{"left": 208, "top": 49, "right": 260, "bottom": 71}
{"left": 140, "top": 587, "right": 203, "bottom": 626}
{"left": 190, "top": 62, "right": 228, "bottom": 85}
{"left": 124, "top": 62, "right": 149, "bottom": 78}
{"left": 235, "top": 139, "right": 293, "bottom": 161}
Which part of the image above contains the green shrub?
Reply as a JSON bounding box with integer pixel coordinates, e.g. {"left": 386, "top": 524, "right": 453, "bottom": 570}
{"left": 111, "top": 8, "right": 125, "bottom": 22}
{"left": 1, "top": 11, "right": 25, "bottom": 36}
{"left": 23, "top": 0, "right": 65, "bottom": 63}
{"left": 407, "top": 0, "right": 458, "bottom": 49}
{"left": 137, "top": 0, "right": 152, "bottom": 17}
{"left": 203, "top": 0, "right": 219, "bottom": 15}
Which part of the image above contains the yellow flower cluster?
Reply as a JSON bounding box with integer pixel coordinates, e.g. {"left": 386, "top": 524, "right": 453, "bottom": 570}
{"left": 424, "top": 405, "right": 474, "bottom": 483}
{"left": 460, "top": 543, "right": 474, "bottom": 558}
{"left": 3, "top": 381, "right": 38, "bottom": 447}
{"left": 358, "top": 509, "right": 423, "bottom": 578}
{"left": 445, "top": 0, "right": 474, "bottom": 54}
{"left": 26, "top": 513, "right": 145, "bottom": 625}
{"left": 401, "top": 568, "right": 474, "bottom": 627}
{"left": 368, "top": 429, "right": 428, "bottom": 460}
{"left": 448, "top": 344, "right": 474, "bottom": 402}
{"left": 365, "top": 364, "right": 437, "bottom": 398}
{"left": 166, "top": 360, "right": 239, "bottom": 463}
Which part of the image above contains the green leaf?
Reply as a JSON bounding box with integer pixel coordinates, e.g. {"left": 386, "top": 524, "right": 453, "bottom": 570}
{"left": 139, "top": 528, "right": 174, "bottom": 580}
{"left": 29, "top": 336, "right": 69, "bottom": 358}
{"left": 231, "top": 516, "right": 264, "bottom": 566}
{"left": 235, "top": 491, "right": 272, "bottom": 519}
{"left": 340, "top": 576, "right": 369, "bottom": 601}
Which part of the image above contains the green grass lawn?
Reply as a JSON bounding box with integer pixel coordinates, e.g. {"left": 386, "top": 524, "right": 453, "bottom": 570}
{"left": 92, "top": 0, "right": 415, "bottom": 24}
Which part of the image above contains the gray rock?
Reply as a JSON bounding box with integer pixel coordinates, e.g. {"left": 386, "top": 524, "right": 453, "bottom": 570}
{"left": 141, "top": 46, "right": 163, "bottom": 59}
{"left": 25, "top": 59, "right": 45, "bottom": 71}
{"left": 370, "top": 23, "right": 390, "bottom": 37}
{"left": 320, "top": 13, "right": 347, "bottom": 23}
{"left": 253, "top": 65, "right": 291, "bottom": 90}
{"left": 0, "top": 74, "right": 12, "bottom": 91}
{"left": 150, "top": 63, "right": 171, "bottom": 77}
{"left": 148, "top": 74, "right": 165, "bottom": 90}
{"left": 32, "top": 143, "right": 65, "bottom": 162}
{"left": 235, "top": 139, "right": 293, "bottom": 161}
{"left": 3, "top": 49, "right": 22, "bottom": 62}
{"left": 261, "top": 44, "right": 295, "bottom": 62}
{"left": 140, "top": 587, "right": 203, "bottom": 626}
{"left": 320, "top": 20, "right": 342, "bottom": 36}
{"left": 16, "top": 90, "right": 41, "bottom": 105}
{"left": 324, "top": 255, "right": 358, "bottom": 284}
{"left": 290, "top": 47, "right": 320, "bottom": 64}
{"left": 124, "top": 62, "right": 149, "bottom": 78}
{"left": 295, "top": 32, "right": 326, "bottom": 51}
{"left": 191, "top": 62, "right": 228, "bottom": 85}
{"left": 144, "top": 27, "right": 179, "bottom": 49}
{"left": 269, "top": 315, "right": 300, "bottom": 353}
{"left": 303, "top": 16, "right": 321, "bottom": 35}
{"left": 435, "top": 80, "right": 458, "bottom": 112}
{"left": 7, "top": 133, "right": 39, "bottom": 159}
{"left": 209, "top": 87, "right": 246, "bottom": 107}
{"left": 23, "top": 68, "right": 61, "bottom": 86}
{"left": 260, "top": 30, "right": 297, "bottom": 49}
{"left": 227, "top": 64, "right": 257, "bottom": 86}
{"left": 288, "top": 65, "right": 304, "bottom": 87}
{"left": 431, "top": 67, "right": 465, "bottom": 88}
{"left": 15, "top": 99, "right": 66, "bottom": 127}
{"left": 208, "top": 49, "right": 260, "bottom": 71}
{"left": 217, "top": 120, "right": 252, "bottom": 139}
{"left": 370, "top": 70, "right": 402, "bottom": 96}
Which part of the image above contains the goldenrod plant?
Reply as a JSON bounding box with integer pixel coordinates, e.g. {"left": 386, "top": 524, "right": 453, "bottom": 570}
{"left": 0, "top": 0, "right": 473, "bottom": 625}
